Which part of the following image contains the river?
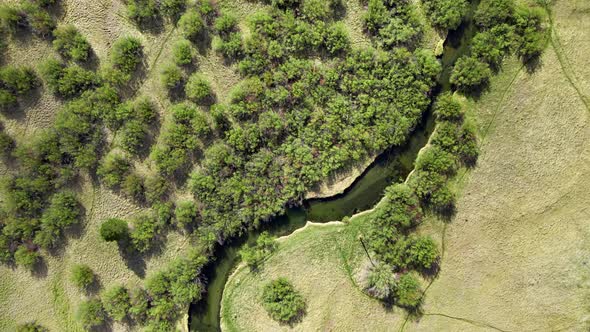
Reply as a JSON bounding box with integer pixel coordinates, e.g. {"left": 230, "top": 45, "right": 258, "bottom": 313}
{"left": 188, "top": 1, "right": 480, "bottom": 329}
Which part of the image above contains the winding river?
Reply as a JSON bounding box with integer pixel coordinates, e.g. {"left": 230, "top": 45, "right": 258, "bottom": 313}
{"left": 189, "top": 2, "right": 479, "bottom": 330}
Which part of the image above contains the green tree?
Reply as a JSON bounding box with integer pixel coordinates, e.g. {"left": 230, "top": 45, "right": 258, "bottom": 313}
{"left": 262, "top": 278, "right": 306, "bottom": 324}
{"left": 127, "top": 0, "right": 159, "bottom": 25}
{"left": 0, "top": 66, "right": 37, "bottom": 95}
{"left": 185, "top": 73, "right": 213, "bottom": 104}
{"left": 395, "top": 273, "right": 422, "bottom": 308}
{"left": 174, "top": 200, "right": 198, "bottom": 226}
{"left": 71, "top": 264, "right": 95, "bottom": 289}
{"left": 365, "top": 263, "right": 396, "bottom": 300}
{"left": 172, "top": 39, "right": 194, "bottom": 65}
{"left": 178, "top": 9, "right": 204, "bottom": 41}
{"left": 240, "top": 232, "right": 278, "bottom": 270}
{"left": 422, "top": 0, "right": 468, "bottom": 30}
{"left": 111, "top": 36, "right": 143, "bottom": 75}
{"left": 102, "top": 285, "right": 131, "bottom": 321}
{"left": 14, "top": 245, "right": 39, "bottom": 270}
{"left": 407, "top": 236, "right": 439, "bottom": 270}
{"left": 99, "top": 218, "right": 129, "bottom": 242}
{"left": 450, "top": 56, "right": 492, "bottom": 92}
{"left": 97, "top": 153, "right": 131, "bottom": 189}
{"left": 160, "top": 63, "right": 183, "bottom": 90}
{"left": 433, "top": 92, "right": 463, "bottom": 122}
{"left": 161, "top": 0, "right": 186, "bottom": 21}
{"left": 76, "top": 298, "right": 106, "bottom": 329}
{"left": 52, "top": 25, "right": 91, "bottom": 61}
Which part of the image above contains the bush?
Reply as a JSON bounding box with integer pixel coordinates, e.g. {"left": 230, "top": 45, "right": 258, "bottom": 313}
{"left": 54, "top": 65, "right": 97, "bottom": 98}
{"left": 0, "top": 5, "right": 26, "bottom": 33}
{"left": 0, "top": 66, "right": 37, "bottom": 95}
{"left": 130, "top": 214, "right": 161, "bottom": 252}
{"left": 172, "top": 39, "right": 194, "bottom": 65}
{"left": 21, "top": 3, "right": 55, "bottom": 37}
{"left": 71, "top": 264, "right": 95, "bottom": 289}
{"left": 52, "top": 25, "right": 92, "bottom": 61}
{"left": 415, "top": 146, "right": 457, "bottom": 176}
{"left": 185, "top": 73, "right": 212, "bottom": 104}
{"left": 178, "top": 9, "right": 204, "bottom": 41}
{"left": 97, "top": 153, "right": 131, "bottom": 188}
{"left": 161, "top": 0, "right": 186, "bottom": 21}
{"left": 450, "top": 56, "right": 492, "bottom": 92}
{"left": 0, "top": 130, "right": 14, "bottom": 156}
{"left": 174, "top": 200, "right": 198, "bottom": 226}
{"left": 474, "top": 0, "right": 514, "bottom": 29}
{"left": 214, "top": 12, "right": 237, "bottom": 36}
{"left": 76, "top": 298, "right": 106, "bottom": 329}
{"left": 127, "top": 0, "right": 159, "bottom": 25}
{"left": 100, "top": 218, "right": 129, "bottom": 242}
{"left": 262, "top": 278, "right": 305, "bottom": 324}
{"left": 119, "top": 120, "right": 148, "bottom": 155}
{"left": 514, "top": 7, "right": 547, "bottom": 61}
{"left": 422, "top": 0, "right": 469, "bottom": 30}
{"left": 144, "top": 174, "right": 169, "bottom": 204}
{"left": 324, "top": 22, "right": 350, "bottom": 55}
{"left": 160, "top": 63, "right": 183, "bottom": 90}
{"left": 0, "top": 89, "right": 17, "bottom": 109}
{"left": 365, "top": 263, "right": 396, "bottom": 300}
{"left": 102, "top": 285, "right": 131, "bottom": 321}
{"left": 111, "top": 36, "right": 143, "bottom": 75}
{"left": 214, "top": 33, "right": 243, "bottom": 59}
{"left": 128, "top": 287, "right": 149, "bottom": 322}
{"left": 16, "top": 322, "right": 47, "bottom": 332}
{"left": 395, "top": 273, "right": 422, "bottom": 308}
{"left": 122, "top": 173, "right": 144, "bottom": 201}
{"left": 34, "top": 191, "right": 82, "bottom": 249}
{"left": 470, "top": 25, "right": 515, "bottom": 67}
{"left": 433, "top": 92, "right": 463, "bottom": 121}
{"left": 14, "top": 245, "right": 39, "bottom": 269}
{"left": 407, "top": 236, "right": 439, "bottom": 270}
{"left": 240, "top": 231, "right": 277, "bottom": 270}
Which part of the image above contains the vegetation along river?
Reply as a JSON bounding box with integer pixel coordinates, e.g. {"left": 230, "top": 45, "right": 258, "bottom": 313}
{"left": 189, "top": 1, "right": 479, "bottom": 330}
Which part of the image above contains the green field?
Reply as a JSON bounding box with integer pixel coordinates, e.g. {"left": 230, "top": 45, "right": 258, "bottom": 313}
{"left": 221, "top": 1, "right": 590, "bottom": 331}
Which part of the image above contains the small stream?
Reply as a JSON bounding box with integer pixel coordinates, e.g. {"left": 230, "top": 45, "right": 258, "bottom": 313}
{"left": 189, "top": 2, "right": 479, "bottom": 330}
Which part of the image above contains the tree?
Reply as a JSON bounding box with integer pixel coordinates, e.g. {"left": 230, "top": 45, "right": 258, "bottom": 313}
{"left": 14, "top": 245, "right": 39, "bottom": 270}
{"left": 407, "top": 236, "right": 439, "bottom": 270}
{"left": 474, "top": 0, "right": 515, "bottom": 29}
{"left": 122, "top": 173, "right": 145, "bottom": 201}
{"left": 161, "top": 0, "right": 186, "bottom": 21}
{"left": 34, "top": 191, "right": 82, "bottom": 249}
{"left": 172, "top": 39, "right": 194, "bottom": 65}
{"left": 76, "top": 298, "right": 106, "bottom": 329}
{"left": 111, "top": 36, "right": 143, "bottom": 75}
{"left": 160, "top": 63, "right": 183, "bottom": 90}
{"left": 365, "top": 263, "right": 396, "bottom": 300}
{"left": 99, "top": 218, "right": 129, "bottom": 242}
{"left": 450, "top": 56, "right": 492, "bottom": 92}
{"left": 130, "top": 214, "right": 161, "bottom": 253}
{"left": 214, "top": 12, "right": 237, "bottom": 36}
{"left": 0, "top": 5, "right": 26, "bottom": 33}
{"left": 262, "top": 278, "right": 306, "bottom": 324}
{"left": 240, "top": 231, "right": 277, "bottom": 270}
{"left": 144, "top": 175, "right": 169, "bottom": 204}
{"left": 52, "top": 25, "right": 91, "bottom": 61}
{"left": 178, "top": 9, "right": 204, "bottom": 41}
{"left": 126, "top": 0, "right": 159, "bottom": 25}
{"left": 0, "top": 66, "right": 37, "bottom": 95}
{"left": 174, "top": 200, "right": 198, "bottom": 226}
{"left": 97, "top": 153, "right": 131, "bottom": 189}
{"left": 433, "top": 92, "right": 463, "bottom": 122}
{"left": 70, "top": 264, "right": 95, "bottom": 289}
{"left": 0, "top": 130, "right": 14, "bottom": 156}
{"left": 422, "top": 0, "right": 468, "bottom": 31}
{"left": 395, "top": 273, "right": 422, "bottom": 308}
{"left": 21, "top": 3, "right": 55, "bottom": 37}
{"left": 185, "top": 73, "right": 213, "bottom": 104}
{"left": 102, "top": 285, "right": 131, "bottom": 321}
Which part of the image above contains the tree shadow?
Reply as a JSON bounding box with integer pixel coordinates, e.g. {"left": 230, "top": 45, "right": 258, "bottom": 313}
{"left": 524, "top": 54, "right": 543, "bottom": 74}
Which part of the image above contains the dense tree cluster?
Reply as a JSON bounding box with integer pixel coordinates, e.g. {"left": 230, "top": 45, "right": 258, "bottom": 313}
{"left": 262, "top": 277, "right": 305, "bottom": 324}
{"left": 451, "top": 0, "right": 547, "bottom": 92}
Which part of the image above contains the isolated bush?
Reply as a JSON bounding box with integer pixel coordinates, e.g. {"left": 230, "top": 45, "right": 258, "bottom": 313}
{"left": 365, "top": 263, "right": 396, "bottom": 300}
{"left": 161, "top": 0, "right": 186, "bottom": 21}
{"left": 172, "top": 39, "right": 194, "bottom": 65}
{"left": 160, "top": 63, "right": 183, "bottom": 90}
{"left": 240, "top": 231, "right": 277, "bottom": 270}
{"left": 395, "top": 273, "right": 422, "bottom": 308}
{"left": 433, "top": 92, "right": 463, "bottom": 122}
{"left": 0, "top": 66, "right": 37, "bottom": 95}
{"left": 16, "top": 322, "right": 47, "bottom": 332}
{"left": 174, "top": 200, "right": 198, "bottom": 226}
{"left": 71, "top": 264, "right": 95, "bottom": 289}
{"left": 127, "top": 0, "right": 159, "bottom": 25}
{"left": 407, "top": 236, "right": 439, "bottom": 270}
{"left": 77, "top": 299, "right": 106, "bottom": 329}
{"left": 100, "top": 218, "right": 129, "bottom": 242}
{"left": 97, "top": 153, "right": 131, "bottom": 188}
{"left": 14, "top": 245, "right": 39, "bottom": 269}
{"left": 185, "top": 73, "right": 212, "bottom": 104}
{"left": 422, "top": 0, "right": 468, "bottom": 30}
{"left": 178, "top": 9, "right": 204, "bottom": 41}
{"left": 450, "top": 56, "right": 492, "bottom": 92}
{"left": 111, "top": 36, "right": 143, "bottom": 75}
{"left": 52, "top": 25, "right": 92, "bottom": 61}
{"left": 262, "top": 278, "right": 305, "bottom": 324}
{"left": 102, "top": 285, "right": 131, "bottom": 321}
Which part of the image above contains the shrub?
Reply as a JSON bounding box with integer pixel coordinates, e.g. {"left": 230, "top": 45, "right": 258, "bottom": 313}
{"left": 0, "top": 5, "right": 26, "bottom": 33}
{"left": 474, "top": 0, "right": 515, "bottom": 29}
{"left": 130, "top": 214, "right": 161, "bottom": 252}
{"left": 178, "top": 9, "right": 204, "bottom": 41}
{"left": 415, "top": 146, "right": 457, "bottom": 176}
{"left": 0, "top": 66, "right": 37, "bottom": 95}
{"left": 301, "top": 0, "right": 330, "bottom": 21}
{"left": 99, "top": 218, "right": 129, "bottom": 242}
{"left": 422, "top": 0, "right": 469, "bottom": 30}
{"left": 214, "top": 33, "right": 243, "bottom": 59}
{"left": 324, "top": 22, "right": 350, "bottom": 55}
{"left": 119, "top": 120, "right": 148, "bottom": 155}
{"left": 127, "top": 0, "right": 159, "bottom": 25}
{"left": 450, "top": 56, "right": 492, "bottom": 92}
{"left": 122, "top": 173, "right": 144, "bottom": 201}
{"left": 54, "top": 65, "right": 97, "bottom": 98}
{"left": 16, "top": 322, "right": 46, "bottom": 332}
{"left": 214, "top": 12, "right": 237, "bottom": 36}
{"left": 34, "top": 191, "right": 82, "bottom": 249}
{"left": 0, "top": 130, "right": 14, "bottom": 156}
{"left": 185, "top": 73, "right": 212, "bottom": 104}
{"left": 395, "top": 273, "right": 422, "bottom": 308}
{"left": 470, "top": 25, "right": 515, "bottom": 67}
{"left": 240, "top": 231, "right": 277, "bottom": 270}
{"left": 144, "top": 174, "right": 169, "bottom": 204}
{"left": 128, "top": 287, "right": 149, "bottom": 322}
{"left": 14, "top": 245, "right": 39, "bottom": 270}
{"left": 262, "top": 278, "right": 306, "bottom": 324}
{"left": 160, "top": 63, "right": 183, "bottom": 90}
{"left": 52, "top": 25, "right": 91, "bottom": 61}
{"left": 407, "top": 236, "right": 439, "bottom": 270}
{"left": 97, "top": 153, "right": 131, "bottom": 188}
{"left": 174, "top": 200, "right": 198, "bottom": 226}
{"left": 102, "top": 285, "right": 131, "bottom": 321}
{"left": 76, "top": 298, "right": 106, "bottom": 329}
{"left": 161, "top": 0, "right": 186, "bottom": 21}
{"left": 433, "top": 92, "right": 463, "bottom": 122}
{"left": 21, "top": 3, "right": 55, "bottom": 37}
{"left": 70, "top": 264, "right": 95, "bottom": 289}
{"left": 111, "top": 36, "right": 143, "bottom": 75}
{"left": 365, "top": 263, "right": 396, "bottom": 300}
{"left": 172, "top": 39, "right": 194, "bottom": 65}
{"left": 514, "top": 7, "right": 547, "bottom": 61}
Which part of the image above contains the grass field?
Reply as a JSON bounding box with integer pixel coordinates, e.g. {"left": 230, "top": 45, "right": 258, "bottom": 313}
{"left": 220, "top": 1, "right": 590, "bottom": 331}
